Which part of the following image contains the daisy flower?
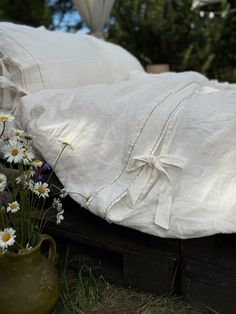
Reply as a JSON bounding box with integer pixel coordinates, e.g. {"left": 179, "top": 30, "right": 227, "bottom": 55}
{"left": 5, "top": 128, "right": 24, "bottom": 140}
{"left": 0, "top": 113, "right": 15, "bottom": 122}
{"left": 33, "top": 182, "right": 50, "bottom": 198}
{"left": 56, "top": 209, "right": 64, "bottom": 224}
{"left": 13, "top": 129, "right": 24, "bottom": 138}
{"left": 15, "top": 170, "right": 34, "bottom": 185}
{"left": 15, "top": 176, "right": 22, "bottom": 185}
{"left": 59, "top": 188, "right": 68, "bottom": 198}
{"left": 0, "top": 174, "right": 7, "bottom": 192}
{"left": 25, "top": 179, "right": 34, "bottom": 191}
{"left": 59, "top": 139, "right": 71, "bottom": 147}
{"left": 28, "top": 167, "right": 36, "bottom": 178}
{"left": 4, "top": 141, "right": 24, "bottom": 163}
{"left": 7, "top": 201, "right": 20, "bottom": 213}
{"left": 59, "top": 139, "right": 73, "bottom": 151}
{"left": 32, "top": 159, "right": 43, "bottom": 168}
{"left": 22, "top": 150, "right": 35, "bottom": 165}
{"left": 0, "top": 228, "right": 16, "bottom": 249}
{"left": 52, "top": 198, "right": 63, "bottom": 211}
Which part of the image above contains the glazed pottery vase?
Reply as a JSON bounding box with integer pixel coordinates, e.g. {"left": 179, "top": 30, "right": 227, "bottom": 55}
{"left": 0, "top": 234, "right": 59, "bottom": 314}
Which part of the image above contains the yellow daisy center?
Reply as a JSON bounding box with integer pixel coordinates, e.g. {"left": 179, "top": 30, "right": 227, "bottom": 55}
{"left": 34, "top": 159, "right": 41, "bottom": 163}
{"left": 10, "top": 203, "right": 17, "bottom": 209}
{"left": 15, "top": 132, "right": 21, "bottom": 136}
{"left": 0, "top": 116, "right": 9, "bottom": 121}
{"left": 62, "top": 141, "right": 70, "bottom": 146}
{"left": 11, "top": 148, "right": 19, "bottom": 156}
{"left": 38, "top": 186, "right": 45, "bottom": 194}
{"left": 2, "top": 233, "right": 10, "bottom": 242}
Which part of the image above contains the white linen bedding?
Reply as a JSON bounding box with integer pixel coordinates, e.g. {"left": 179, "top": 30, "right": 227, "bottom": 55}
{"left": 15, "top": 71, "right": 236, "bottom": 239}
{"left": 0, "top": 22, "right": 143, "bottom": 113}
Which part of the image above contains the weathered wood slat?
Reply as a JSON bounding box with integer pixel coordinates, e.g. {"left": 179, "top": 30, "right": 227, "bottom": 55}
{"left": 46, "top": 197, "right": 180, "bottom": 295}
{"left": 46, "top": 196, "right": 236, "bottom": 314}
{"left": 181, "top": 258, "right": 236, "bottom": 314}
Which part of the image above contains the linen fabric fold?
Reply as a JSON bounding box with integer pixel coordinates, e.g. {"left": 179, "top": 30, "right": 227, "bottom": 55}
{"left": 126, "top": 154, "right": 186, "bottom": 229}
{"left": 15, "top": 71, "right": 236, "bottom": 239}
{"left": 0, "top": 22, "right": 143, "bottom": 98}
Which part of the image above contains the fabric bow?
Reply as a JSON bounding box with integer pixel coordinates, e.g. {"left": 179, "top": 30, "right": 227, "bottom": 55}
{"left": 127, "top": 154, "right": 186, "bottom": 229}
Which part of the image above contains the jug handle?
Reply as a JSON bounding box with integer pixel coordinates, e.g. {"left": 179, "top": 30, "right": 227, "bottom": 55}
{"left": 40, "top": 234, "right": 57, "bottom": 262}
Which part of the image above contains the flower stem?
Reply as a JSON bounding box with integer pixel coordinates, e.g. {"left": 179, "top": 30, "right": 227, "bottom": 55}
{"left": 0, "top": 122, "right": 6, "bottom": 138}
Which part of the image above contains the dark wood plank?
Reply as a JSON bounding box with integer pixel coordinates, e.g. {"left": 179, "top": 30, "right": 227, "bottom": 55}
{"left": 45, "top": 196, "right": 181, "bottom": 294}
{"left": 124, "top": 252, "right": 180, "bottom": 294}
{"left": 181, "top": 234, "right": 236, "bottom": 271}
{"left": 181, "top": 258, "right": 236, "bottom": 314}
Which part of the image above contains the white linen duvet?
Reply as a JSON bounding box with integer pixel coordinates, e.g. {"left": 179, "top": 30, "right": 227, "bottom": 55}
{"left": 15, "top": 71, "right": 236, "bottom": 239}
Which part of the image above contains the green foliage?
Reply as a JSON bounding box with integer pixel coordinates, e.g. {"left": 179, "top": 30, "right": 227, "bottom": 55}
{"left": 0, "top": 0, "right": 51, "bottom": 27}
{"left": 108, "top": 0, "right": 236, "bottom": 82}
{"left": 0, "top": 0, "right": 235, "bottom": 81}
{"left": 53, "top": 253, "right": 105, "bottom": 314}
{"left": 108, "top": 0, "right": 193, "bottom": 66}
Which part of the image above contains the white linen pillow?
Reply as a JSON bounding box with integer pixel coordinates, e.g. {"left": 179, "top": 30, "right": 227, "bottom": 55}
{"left": 0, "top": 22, "right": 143, "bottom": 95}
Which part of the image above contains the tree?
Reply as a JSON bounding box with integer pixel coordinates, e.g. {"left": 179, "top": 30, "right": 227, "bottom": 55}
{"left": 108, "top": 0, "right": 236, "bottom": 82}
{"left": 108, "top": 0, "right": 194, "bottom": 67}
{"left": 0, "top": 0, "right": 82, "bottom": 32}
{"left": 0, "top": 0, "right": 235, "bottom": 81}
{"left": 0, "top": 0, "right": 51, "bottom": 27}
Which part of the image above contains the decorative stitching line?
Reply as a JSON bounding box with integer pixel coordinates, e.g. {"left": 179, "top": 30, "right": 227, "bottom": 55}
{"left": 88, "top": 80, "right": 200, "bottom": 206}
{"left": 104, "top": 92, "right": 195, "bottom": 217}
{"left": 0, "top": 27, "right": 46, "bottom": 89}
{"left": 150, "top": 93, "right": 193, "bottom": 154}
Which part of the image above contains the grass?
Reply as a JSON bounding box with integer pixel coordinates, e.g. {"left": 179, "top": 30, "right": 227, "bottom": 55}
{"left": 51, "top": 252, "right": 216, "bottom": 314}
{"left": 52, "top": 252, "right": 105, "bottom": 314}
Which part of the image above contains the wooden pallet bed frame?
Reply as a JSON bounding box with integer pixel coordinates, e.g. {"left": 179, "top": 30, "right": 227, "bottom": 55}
{"left": 46, "top": 195, "right": 236, "bottom": 314}
{"left": 1, "top": 160, "right": 235, "bottom": 313}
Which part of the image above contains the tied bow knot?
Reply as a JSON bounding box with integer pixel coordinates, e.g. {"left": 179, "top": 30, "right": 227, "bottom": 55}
{"left": 146, "top": 155, "right": 160, "bottom": 168}
{"left": 127, "top": 154, "right": 186, "bottom": 230}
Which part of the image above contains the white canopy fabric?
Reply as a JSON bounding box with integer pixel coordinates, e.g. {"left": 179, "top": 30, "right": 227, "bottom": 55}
{"left": 72, "top": 0, "right": 115, "bottom": 38}
{"left": 191, "top": 0, "right": 221, "bottom": 10}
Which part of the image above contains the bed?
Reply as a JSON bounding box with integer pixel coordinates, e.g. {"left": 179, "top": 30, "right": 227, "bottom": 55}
{"left": 1, "top": 22, "right": 236, "bottom": 313}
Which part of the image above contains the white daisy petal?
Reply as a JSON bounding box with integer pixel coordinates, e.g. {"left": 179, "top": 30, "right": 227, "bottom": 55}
{"left": 13, "top": 129, "right": 24, "bottom": 138}
{"left": 0, "top": 174, "right": 7, "bottom": 192}
{"left": 59, "top": 139, "right": 73, "bottom": 150}
{"left": 22, "top": 150, "right": 35, "bottom": 165}
{"left": 0, "top": 113, "right": 15, "bottom": 122}
{"left": 0, "top": 228, "right": 16, "bottom": 249}
{"left": 15, "top": 171, "right": 34, "bottom": 186}
{"left": 56, "top": 209, "right": 64, "bottom": 224}
{"left": 32, "top": 159, "right": 43, "bottom": 168}
{"left": 33, "top": 182, "right": 50, "bottom": 198}
{"left": 7, "top": 201, "right": 20, "bottom": 213}
{"left": 59, "top": 188, "right": 68, "bottom": 198}
{"left": 52, "top": 198, "right": 63, "bottom": 211}
{"left": 4, "top": 141, "right": 24, "bottom": 163}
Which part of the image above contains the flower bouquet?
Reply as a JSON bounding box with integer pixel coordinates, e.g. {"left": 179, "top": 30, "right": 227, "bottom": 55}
{"left": 0, "top": 112, "right": 67, "bottom": 254}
